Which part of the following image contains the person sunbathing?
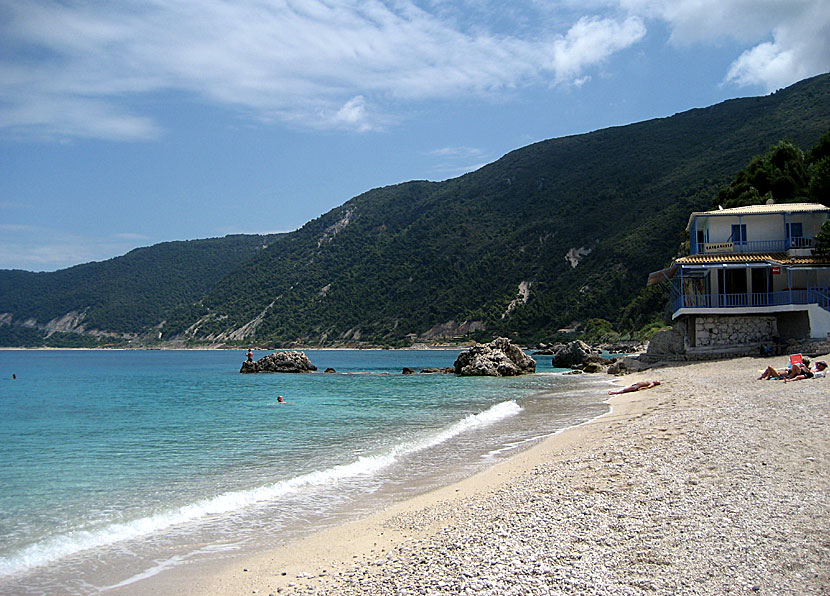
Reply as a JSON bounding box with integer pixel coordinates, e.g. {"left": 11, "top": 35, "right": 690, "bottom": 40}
{"left": 758, "top": 361, "right": 808, "bottom": 380}
{"left": 758, "top": 364, "right": 792, "bottom": 380}
{"left": 608, "top": 380, "right": 660, "bottom": 395}
{"left": 784, "top": 361, "right": 828, "bottom": 382}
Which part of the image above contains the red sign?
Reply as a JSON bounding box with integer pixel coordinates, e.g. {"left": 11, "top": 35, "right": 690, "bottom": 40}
{"left": 772, "top": 266, "right": 781, "bottom": 275}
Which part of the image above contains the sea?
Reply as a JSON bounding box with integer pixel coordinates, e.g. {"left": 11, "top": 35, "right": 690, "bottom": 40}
{"left": 0, "top": 349, "right": 613, "bottom": 595}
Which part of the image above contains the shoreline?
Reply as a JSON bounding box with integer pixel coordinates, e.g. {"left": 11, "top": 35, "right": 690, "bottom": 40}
{"left": 166, "top": 387, "right": 640, "bottom": 595}
{"left": 113, "top": 354, "right": 830, "bottom": 596}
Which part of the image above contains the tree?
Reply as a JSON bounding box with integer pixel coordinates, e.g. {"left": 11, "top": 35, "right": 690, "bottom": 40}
{"left": 806, "top": 130, "right": 830, "bottom": 205}
{"left": 715, "top": 140, "right": 809, "bottom": 208}
{"left": 815, "top": 220, "right": 830, "bottom": 260}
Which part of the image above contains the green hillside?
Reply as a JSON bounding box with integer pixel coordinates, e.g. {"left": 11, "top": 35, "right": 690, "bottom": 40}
{"left": 2, "top": 74, "right": 829, "bottom": 348}
{"left": 162, "top": 74, "right": 830, "bottom": 347}
{"left": 0, "top": 234, "right": 281, "bottom": 345}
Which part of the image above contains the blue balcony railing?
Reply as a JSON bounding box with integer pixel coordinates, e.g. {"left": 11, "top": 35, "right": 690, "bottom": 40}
{"left": 672, "top": 287, "right": 830, "bottom": 314}
{"left": 692, "top": 237, "right": 815, "bottom": 255}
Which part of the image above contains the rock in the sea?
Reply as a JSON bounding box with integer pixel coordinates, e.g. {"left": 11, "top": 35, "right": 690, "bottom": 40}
{"left": 240, "top": 351, "right": 318, "bottom": 373}
{"left": 454, "top": 338, "right": 536, "bottom": 377}
{"left": 582, "top": 361, "right": 605, "bottom": 373}
{"left": 551, "top": 340, "right": 593, "bottom": 368}
{"left": 532, "top": 342, "right": 565, "bottom": 356}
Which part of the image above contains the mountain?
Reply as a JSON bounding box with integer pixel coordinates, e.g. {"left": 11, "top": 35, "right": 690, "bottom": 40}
{"left": 2, "top": 74, "right": 829, "bottom": 348}
{"left": 0, "top": 234, "right": 282, "bottom": 346}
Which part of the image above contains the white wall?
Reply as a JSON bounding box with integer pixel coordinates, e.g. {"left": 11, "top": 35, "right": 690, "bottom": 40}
{"left": 698, "top": 212, "right": 826, "bottom": 244}
{"left": 808, "top": 305, "right": 830, "bottom": 338}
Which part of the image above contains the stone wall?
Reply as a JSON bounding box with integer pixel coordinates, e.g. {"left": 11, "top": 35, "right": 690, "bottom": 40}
{"left": 694, "top": 315, "right": 777, "bottom": 347}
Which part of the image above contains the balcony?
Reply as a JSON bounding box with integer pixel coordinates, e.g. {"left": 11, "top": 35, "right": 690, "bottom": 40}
{"left": 672, "top": 286, "right": 830, "bottom": 314}
{"left": 693, "top": 237, "right": 814, "bottom": 255}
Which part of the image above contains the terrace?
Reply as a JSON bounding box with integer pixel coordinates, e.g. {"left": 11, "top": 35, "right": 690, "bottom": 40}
{"left": 671, "top": 285, "right": 830, "bottom": 314}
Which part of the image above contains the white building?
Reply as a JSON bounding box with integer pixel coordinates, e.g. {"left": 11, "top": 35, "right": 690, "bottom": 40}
{"left": 649, "top": 202, "right": 830, "bottom": 353}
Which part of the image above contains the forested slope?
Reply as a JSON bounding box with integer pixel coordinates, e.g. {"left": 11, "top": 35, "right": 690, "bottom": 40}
{"left": 2, "top": 74, "right": 829, "bottom": 347}
{"left": 0, "top": 234, "right": 281, "bottom": 345}
{"left": 163, "top": 74, "right": 830, "bottom": 347}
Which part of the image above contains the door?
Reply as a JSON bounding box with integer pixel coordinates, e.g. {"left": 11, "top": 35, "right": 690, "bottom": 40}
{"left": 719, "top": 268, "right": 748, "bottom": 306}
{"left": 751, "top": 268, "right": 771, "bottom": 306}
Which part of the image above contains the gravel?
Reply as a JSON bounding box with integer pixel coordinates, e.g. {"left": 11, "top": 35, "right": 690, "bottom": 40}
{"left": 264, "top": 356, "right": 830, "bottom": 596}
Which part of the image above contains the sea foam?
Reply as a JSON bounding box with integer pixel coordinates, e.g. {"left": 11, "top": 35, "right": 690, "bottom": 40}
{"left": 0, "top": 400, "right": 521, "bottom": 577}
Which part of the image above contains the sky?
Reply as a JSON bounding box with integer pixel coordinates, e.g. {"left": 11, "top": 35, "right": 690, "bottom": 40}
{"left": 1, "top": 1, "right": 828, "bottom": 271}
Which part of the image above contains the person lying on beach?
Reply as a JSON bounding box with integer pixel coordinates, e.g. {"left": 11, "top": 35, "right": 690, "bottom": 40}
{"left": 758, "top": 364, "right": 793, "bottom": 380}
{"left": 784, "top": 360, "right": 828, "bottom": 382}
{"left": 608, "top": 380, "right": 660, "bottom": 395}
{"left": 758, "top": 360, "right": 812, "bottom": 380}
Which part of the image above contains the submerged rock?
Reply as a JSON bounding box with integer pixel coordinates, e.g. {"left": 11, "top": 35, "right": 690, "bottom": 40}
{"left": 454, "top": 337, "right": 536, "bottom": 377}
{"left": 240, "top": 351, "right": 318, "bottom": 373}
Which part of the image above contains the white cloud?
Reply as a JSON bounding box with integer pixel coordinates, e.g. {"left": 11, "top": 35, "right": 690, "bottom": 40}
{"left": 0, "top": 0, "right": 647, "bottom": 140}
{"left": 548, "top": 16, "right": 646, "bottom": 85}
{"left": 332, "top": 96, "right": 374, "bottom": 131}
{"left": 0, "top": 92, "right": 162, "bottom": 141}
{"left": 617, "top": 0, "right": 830, "bottom": 92}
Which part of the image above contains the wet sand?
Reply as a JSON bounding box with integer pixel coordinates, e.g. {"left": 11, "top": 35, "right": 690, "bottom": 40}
{"left": 128, "top": 355, "right": 829, "bottom": 596}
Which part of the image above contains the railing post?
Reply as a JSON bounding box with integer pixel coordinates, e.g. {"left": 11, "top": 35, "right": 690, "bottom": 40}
{"left": 788, "top": 269, "right": 793, "bottom": 305}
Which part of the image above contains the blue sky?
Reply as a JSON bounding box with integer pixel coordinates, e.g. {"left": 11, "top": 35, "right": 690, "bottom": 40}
{"left": 1, "top": 0, "right": 828, "bottom": 271}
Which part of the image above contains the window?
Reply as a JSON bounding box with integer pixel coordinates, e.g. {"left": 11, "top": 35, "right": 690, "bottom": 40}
{"left": 731, "top": 224, "right": 747, "bottom": 245}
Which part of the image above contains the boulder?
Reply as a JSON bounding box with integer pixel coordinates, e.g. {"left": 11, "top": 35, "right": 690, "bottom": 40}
{"left": 645, "top": 328, "right": 685, "bottom": 359}
{"left": 240, "top": 351, "right": 318, "bottom": 373}
{"left": 324, "top": 368, "right": 337, "bottom": 373}
{"left": 552, "top": 340, "right": 594, "bottom": 368}
{"left": 608, "top": 356, "right": 648, "bottom": 375}
{"left": 402, "top": 367, "right": 416, "bottom": 375}
{"left": 454, "top": 337, "right": 537, "bottom": 377}
{"left": 606, "top": 359, "right": 626, "bottom": 375}
{"left": 582, "top": 361, "right": 606, "bottom": 374}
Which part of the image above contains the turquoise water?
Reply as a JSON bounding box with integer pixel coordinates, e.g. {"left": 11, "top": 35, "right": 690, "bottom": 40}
{"left": 0, "top": 349, "right": 610, "bottom": 595}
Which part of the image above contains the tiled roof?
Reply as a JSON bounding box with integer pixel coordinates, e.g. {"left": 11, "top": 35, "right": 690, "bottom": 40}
{"left": 675, "top": 253, "right": 829, "bottom": 265}
{"left": 648, "top": 253, "right": 830, "bottom": 285}
{"left": 676, "top": 253, "right": 781, "bottom": 264}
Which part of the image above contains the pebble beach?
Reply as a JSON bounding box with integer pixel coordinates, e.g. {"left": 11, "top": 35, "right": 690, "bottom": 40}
{"left": 142, "top": 355, "right": 829, "bottom": 596}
